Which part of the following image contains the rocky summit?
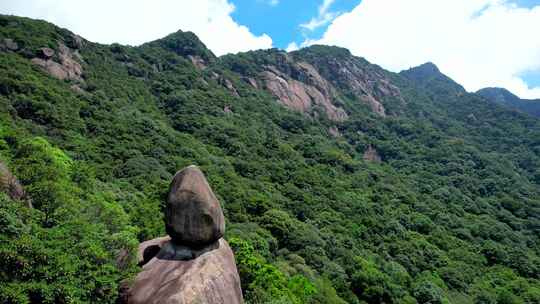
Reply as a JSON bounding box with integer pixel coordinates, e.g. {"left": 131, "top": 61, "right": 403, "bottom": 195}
{"left": 126, "top": 165, "right": 243, "bottom": 304}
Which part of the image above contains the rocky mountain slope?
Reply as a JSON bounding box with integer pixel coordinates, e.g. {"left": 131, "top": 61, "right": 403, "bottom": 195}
{"left": 477, "top": 87, "right": 540, "bottom": 117}
{"left": 1, "top": 15, "right": 540, "bottom": 304}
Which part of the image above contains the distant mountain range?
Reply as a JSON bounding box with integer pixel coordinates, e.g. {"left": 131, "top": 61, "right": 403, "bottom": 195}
{"left": 477, "top": 87, "right": 540, "bottom": 117}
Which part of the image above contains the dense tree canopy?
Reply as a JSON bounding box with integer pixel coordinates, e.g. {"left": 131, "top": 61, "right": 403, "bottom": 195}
{"left": 0, "top": 15, "right": 539, "bottom": 303}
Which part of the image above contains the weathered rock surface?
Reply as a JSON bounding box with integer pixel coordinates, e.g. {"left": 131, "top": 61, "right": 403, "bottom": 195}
{"left": 0, "top": 38, "right": 18, "bottom": 51}
{"left": 0, "top": 161, "right": 31, "bottom": 207}
{"left": 31, "top": 42, "right": 83, "bottom": 82}
{"left": 126, "top": 165, "right": 243, "bottom": 304}
{"left": 306, "top": 56, "right": 403, "bottom": 117}
{"left": 188, "top": 55, "right": 206, "bottom": 70}
{"left": 39, "top": 47, "right": 55, "bottom": 58}
{"left": 254, "top": 50, "right": 404, "bottom": 120}
{"left": 129, "top": 238, "right": 242, "bottom": 304}
{"left": 166, "top": 165, "right": 225, "bottom": 246}
{"left": 363, "top": 145, "right": 382, "bottom": 163}
{"left": 261, "top": 62, "right": 348, "bottom": 122}
{"left": 137, "top": 236, "right": 171, "bottom": 266}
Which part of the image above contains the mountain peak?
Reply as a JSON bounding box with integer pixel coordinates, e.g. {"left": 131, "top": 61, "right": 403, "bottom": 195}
{"left": 476, "top": 87, "right": 520, "bottom": 102}
{"left": 144, "top": 29, "right": 215, "bottom": 62}
{"left": 401, "top": 62, "right": 442, "bottom": 79}
{"left": 400, "top": 62, "right": 466, "bottom": 96}
{"left": 477, "top": 87, "right": 540, "bottom": 117}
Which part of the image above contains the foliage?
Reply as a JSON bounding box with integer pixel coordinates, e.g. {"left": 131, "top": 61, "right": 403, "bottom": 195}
{"left": 0, "top": 14, "right": 539, "bottom": 303}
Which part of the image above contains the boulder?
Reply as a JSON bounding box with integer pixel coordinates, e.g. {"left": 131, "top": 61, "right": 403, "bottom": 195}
{"left": 39, "top": 47, "right": 55, "bottom": 58}
{"left": 165, "top": 165, "right": 225, "bottom": 246}
{"left": 1, "top": 38, "right": 18, "bottom": 51}
{"left": 363, "top": 145, "right": 382, "bottom": 163}
{"left": 0, "top": 161, "right": 31, "bottom": 207}
{"left": 125, "top": 165, "right": 243, "bottom": 304}
{"left": 32, "top": 43, "right": 83, "bottom": 82}
{"left": 137, "top": 236, "right": 171, "bottom": 266}
{"left": 128, "top": 238, "right": 243, "bottom": 304}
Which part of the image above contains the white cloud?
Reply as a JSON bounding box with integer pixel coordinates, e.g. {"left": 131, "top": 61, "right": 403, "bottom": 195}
{"left": 0, "top": 0, "right": 273, "bottom": 56}
{"left": 300, "top": 0, "right": 339, "bottom": 31}
{"left": 305, "top": 0, "right": 540, "bottom": 99}
{"left": 286, "top": 42, "right": 299, "bottom": 52}
{"left": 268, "top": 0, "right": 280, "bottom": 7}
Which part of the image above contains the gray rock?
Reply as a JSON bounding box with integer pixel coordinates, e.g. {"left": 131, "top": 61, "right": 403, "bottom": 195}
{"left": 0, "top": 162, "right": 31, "bottom": 207}
{"left": 165, "top": 165, "right": 225, "bottom": 246}
{"left": 128, "top": 238, "right": 243, "bottom": 304}
{"left": 137, "top": 236, "right": 171, "bottom": 266}
{"left": 39, "top": 47, "right": 55, "bottom": 58}
{"left": 31, "top": 43, "right": 83, "bottom": 82}
{"left": 2, "top": 38, "right": 18, "bottom": 51}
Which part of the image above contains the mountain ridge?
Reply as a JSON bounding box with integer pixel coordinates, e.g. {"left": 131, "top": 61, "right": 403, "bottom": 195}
{"left": 477, "top": 87, "right": 540, "bottom": 117}
{"left": 1, "top": 14, "right": 540, "bottom": 304}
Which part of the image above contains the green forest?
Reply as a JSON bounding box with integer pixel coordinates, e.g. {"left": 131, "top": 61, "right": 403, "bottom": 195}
{"left": 0, "top": 15, "right": 539, "bottom": 303}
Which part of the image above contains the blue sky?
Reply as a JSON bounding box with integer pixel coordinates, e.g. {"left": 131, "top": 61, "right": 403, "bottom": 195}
{"left": 1, "top": 0, "right": 540, "bottom": 98}
{"left": 229, "top": 0, "right": 540, "bottom": 98}
{"left": 230, "top": 0, "right": 360, "bottom": 50}
{"left": 513, "top": 0, "right": 540, "bottom": 7}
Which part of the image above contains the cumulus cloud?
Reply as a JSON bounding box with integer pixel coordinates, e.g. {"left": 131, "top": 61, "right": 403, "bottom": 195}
{"left": 0, "top": 0, "right": 273, "bottom": 56}
{"left": 300, "top": 0, "right": 339, "bottom": 31}
{"left": 286, "top": 42, "right": 300, "bottom": 52}
{"left": 305, "top": 0, "right": 540, "bottom": 98}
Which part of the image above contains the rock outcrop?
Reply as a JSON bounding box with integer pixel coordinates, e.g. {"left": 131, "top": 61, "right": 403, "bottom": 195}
{"left": 0, "top": 38, "right": 19, "bottom": 51}
{"left": 329, "top": 57, "right": 403, "bottom": 117}
{"left": 252, "top": 49, "right": 404, "bottom": 120}
{"left": 31, "top": 42, "right": 83, "bottom": 82}
{"left": 260, "top": 62, "right": 348, "bottom": 122}
{"left": 0, "top": 161, "right": 31, "bottom": 207}
{"left": 126, "top": 165, "right": 243, "bottom": 304}
{"left": 363, "top": 145, "right": 382, "bottom": 163}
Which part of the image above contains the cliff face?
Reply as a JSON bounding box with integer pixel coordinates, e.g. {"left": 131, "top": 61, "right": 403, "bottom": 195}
{"left": 126, "top": 166, "right": 243, "bottom": 304}
{"left": 259, "top": 60, "right": 349, "bottom": 121}
{"left": 219, "top": 46, "right": 404, "bottom": 122}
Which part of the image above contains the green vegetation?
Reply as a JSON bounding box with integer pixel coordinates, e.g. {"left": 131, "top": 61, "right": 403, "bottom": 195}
{"left": 1, "top": 15, "right": 539, "bottom": 303}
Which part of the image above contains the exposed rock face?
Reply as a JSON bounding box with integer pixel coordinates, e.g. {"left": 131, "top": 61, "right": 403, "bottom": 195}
{"left": 188, "top": 55, "right": 207, "bottom": 70}
{"left": 129, "top": 239, "right": 242, "bottom": 304}
{"left": 166, "top": 165, "right": 225, "bottom": 246}
{"left": 255, "top": 50, "right": 403, "bottom": 120}
{"left": 137, "top": 236, "right": 171, "bottom": 266}
{"left": 0, "top": 161, "right": 31, "bottom": 207}
{"left": 39, "top": 47, "right": 54, "bottom": 58}
{"left": 31, "top": 42, "right": 83, "bottom": 82}
{"left": 261, "top": 62, "right": 348, "bottom": 122}
{"left": 127, "top": 165, "right": 243, "bottom": 304}
{"left": 328, "top": 126, "right": 341, "bottom": 137}
{"left": 0, "top": 38, "right": 18, "bottom": 51}
{"left": 363, "top": 145, "right": 382, "bottom": 163}
{"left": 311, "top": 56, "right": 403, "bottom": 117}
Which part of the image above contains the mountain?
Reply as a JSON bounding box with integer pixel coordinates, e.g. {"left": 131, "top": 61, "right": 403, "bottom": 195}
{"left": 477, "top": 87, "right": 540, "bottom": 117}
{"left": 1, "top": 15, "right": 540, "bottom": 304}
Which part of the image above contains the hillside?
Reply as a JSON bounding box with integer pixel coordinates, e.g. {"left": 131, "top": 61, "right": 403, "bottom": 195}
{"left": 477, "top": 87, "right": 540, "bottom": 118}
{"left": 0, "top": 15, "right": 539, "bottom": 304}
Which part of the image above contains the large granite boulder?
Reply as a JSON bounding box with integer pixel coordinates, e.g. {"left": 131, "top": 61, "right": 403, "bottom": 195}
{"left": 165, "top": 165, "right": 225, "bottom": 246}
{"left": 129, "top": 238, "right": 242, "bottom": 304}
{"left": 125, "top": 165, "right": 243, "bottom": 304}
